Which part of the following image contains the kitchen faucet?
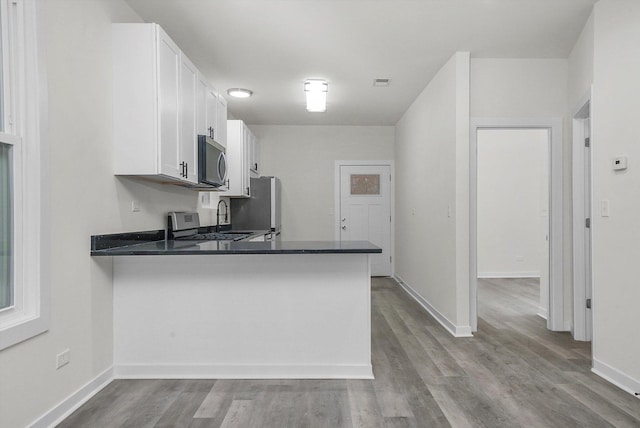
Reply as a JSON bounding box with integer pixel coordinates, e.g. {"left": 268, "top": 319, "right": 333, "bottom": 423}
{"left": 216, "top": 199, "right": 228, "bottom": 232}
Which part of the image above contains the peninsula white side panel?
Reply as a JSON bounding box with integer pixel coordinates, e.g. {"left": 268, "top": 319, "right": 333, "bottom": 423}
{"left": 113, "top": 254, "right": 372, "bottom": 379}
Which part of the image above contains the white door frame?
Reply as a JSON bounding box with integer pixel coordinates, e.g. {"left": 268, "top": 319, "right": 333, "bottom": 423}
{"left": 470, "top": 118, "right": 564, "bottom": 332}
{"left": 572, "top": 88, "right": 593, "bottom": 341}
{"left": 335, "top": 160, "right": 395, "bottom": 276}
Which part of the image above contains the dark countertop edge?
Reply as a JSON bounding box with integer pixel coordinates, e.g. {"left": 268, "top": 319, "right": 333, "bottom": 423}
{"left": 91, "top": 228, "right": 270, "bottom": 251}
{"left": 91, "top": 248, "right": 382, "bottom": 256}
{"left": 91, "top": 229, "right": 165, "bottom": 251}
{"left": 91, "top": 230, "right": 381, "bottom": 256}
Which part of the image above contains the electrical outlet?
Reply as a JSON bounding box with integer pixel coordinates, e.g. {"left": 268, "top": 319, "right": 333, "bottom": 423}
{"left": 56, "top": 349, "right": 70, "bottom": 369}
{"left": 131, "top": 200, "right": 140, "bottom": 212}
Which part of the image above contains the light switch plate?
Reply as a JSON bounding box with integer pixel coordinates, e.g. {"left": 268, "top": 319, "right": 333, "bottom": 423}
{"left": 601, "top": 200, "right": 610, "bottom": 217}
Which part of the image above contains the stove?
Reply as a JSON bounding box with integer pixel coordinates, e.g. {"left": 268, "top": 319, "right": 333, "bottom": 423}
{"left": 168, "top": 212, "right": 250, "bottom": 242}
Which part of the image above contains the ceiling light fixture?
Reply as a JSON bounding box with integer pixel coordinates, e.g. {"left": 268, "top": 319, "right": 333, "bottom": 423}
{"left": 304, "top": 79, "right": 328, "bottom": 112}
{"left": 227, "top": 88, "right": 253, "bottom": 98}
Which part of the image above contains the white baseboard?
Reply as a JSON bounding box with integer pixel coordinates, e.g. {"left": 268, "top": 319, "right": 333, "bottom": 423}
{"left": 592, "top": 358, "right": 640, "bottom": 399}
{"left": 393, "top": 275, "right": 473, "bottom": 338}
{"left": 537, "top": 306, "right": 548, "bottom": 320}
{"left": 114, "top": 363, "right": 374, "bottom": 380}
{"left": 477, "top": 272, "right": 541, "bottom": 279}
{"left": 29, "top": 366, "right": 114, "bottom": 428}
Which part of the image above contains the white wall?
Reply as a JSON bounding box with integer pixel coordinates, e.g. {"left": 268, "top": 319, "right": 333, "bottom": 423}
{"left": 249, "top": 125, "right": 395, "bottom": 241}
{"left": 568, "top": 12, "right": 594, "bottom": 110}
{"left": 470, "top": 58, "right": 572, "bottom": 327}
{"left": 477, "top": 129, "right": 549, "bottom": 278}
{"left": 394, "top": 52, "right": 470, "bottom": 331}
{"left": 591, "top": 0, "right": 640, "bottom": 393}
{"left": 0, "top": 2, "right": 206, "bottom": 426}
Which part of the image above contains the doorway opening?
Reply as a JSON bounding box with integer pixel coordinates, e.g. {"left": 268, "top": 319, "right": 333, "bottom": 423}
{"left": 476, "top": 129, "right": 550, "bottom": 329}
{"left": 470, "top": 118, "right": 564, "bottom": 333}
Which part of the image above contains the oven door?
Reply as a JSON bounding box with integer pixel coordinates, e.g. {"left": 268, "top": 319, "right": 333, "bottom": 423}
{"left": 198, "top": 135, "right": 227, "bottom": 187}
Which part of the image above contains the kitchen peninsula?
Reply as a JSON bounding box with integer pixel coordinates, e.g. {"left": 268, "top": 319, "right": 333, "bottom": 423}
{"left": 91, "top": 231, "right": 380, "bottom": 380}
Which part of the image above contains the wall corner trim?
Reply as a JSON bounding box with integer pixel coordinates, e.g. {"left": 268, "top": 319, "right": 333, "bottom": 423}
{"left": 394, "top": 275, "right": 473, "bottom": 338}
{"left": 592, "top": 358, "right": 640, "bottom": 399}
{"left": 28, "top": 366, "right": 114, "bottom": 428}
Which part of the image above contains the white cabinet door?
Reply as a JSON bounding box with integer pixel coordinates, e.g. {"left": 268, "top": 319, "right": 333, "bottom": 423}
{"left": 206, "top": 86, "right": 218, "bottom": 141}
{"left": 157, "top": 27, "right": 181, "bottom": 180}
{"left": 196, "top": 73, "right": 208, "bottom": 137}
{"left": 216, "top": 95, "right": 228, "bottom": 148}
{"left": 179, "top": 53, "right": 198, "bottom": 183}
{"left": 197, "top": 74, "right": 220, "bottom": 145}
{"left": 249, "top": 132, "right": 259, "bottom": 177}
{"left": 221, "top": 120, "right": 250, "bottom": 197}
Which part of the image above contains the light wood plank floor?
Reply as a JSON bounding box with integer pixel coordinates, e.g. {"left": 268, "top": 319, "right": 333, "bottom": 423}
{"left": 58, "top": 277, "right": 640, "bottom": 427}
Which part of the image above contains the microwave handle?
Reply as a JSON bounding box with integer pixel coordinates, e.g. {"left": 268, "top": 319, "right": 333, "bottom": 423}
{"left": 218, "top": 152, "right": 228, "bottom": 183}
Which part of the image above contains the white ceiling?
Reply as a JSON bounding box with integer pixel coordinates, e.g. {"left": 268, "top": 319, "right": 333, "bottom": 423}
{"left": 124, "top": 0, "right": 597, "bottom": 126}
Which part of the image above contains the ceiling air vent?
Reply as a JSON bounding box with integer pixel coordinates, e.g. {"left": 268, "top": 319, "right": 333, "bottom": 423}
{"left": 373, "top": 78, "right": 391, "bottom": 87}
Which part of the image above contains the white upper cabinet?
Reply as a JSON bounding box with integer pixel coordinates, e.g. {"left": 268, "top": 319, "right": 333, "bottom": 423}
{"left": 206, "top": 86, "right": 219, "bottom": 144}
{"left": 179, "top": 53, "right": 198, "bottom": 183}
{"left": 216, "top": 95, "right": 228, "bottom": 148}
{"left": 221, "top": 120, "right": 254, "bottom": 198}
{"left": 249, "top": 132, "right": 259, "bottom": 177}
{"left": 113, "top": 23, "right": 204, "bottom": 185}
{"left": 197, "top": 71, "right": 222, "bottom": 144}
{"left": 196, "top": 73, "right": 209, "bottom": 137}
{"left": 156, "top": 28, "right": 182, "bottom": 180}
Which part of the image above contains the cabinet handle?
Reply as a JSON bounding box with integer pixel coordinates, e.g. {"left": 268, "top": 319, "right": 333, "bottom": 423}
{"left": 246, "top": 187, "right": 250, "bottom": 196}
{"left": 253, "top": 163, "right": 258, "bottom": 170}
{"left": 209, "top": 126, "right": 215, "bottom": 140}
{"left": 185, "top": 162, "right": 188, "bottom": 178}
{"left": 179, "top": 162, "right": 185, "bottom": 177}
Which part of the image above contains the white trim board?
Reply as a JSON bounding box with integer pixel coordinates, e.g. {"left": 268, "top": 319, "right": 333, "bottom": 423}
{"left": 394, "top": 275, "right": 473, "bottom": 338}
{"left": 477, "top": 272, "right": 541, "bottom": 279}
{"left": 592, "top": 359, "right": 640, "bottom": 399}
{"left": 28, "top": 367, "right": 114, "bottom": 428}
{"left": 537, "top": 307, "right": 548, "bottom": 320}
{"left": 469, "top": 118, "right": 564, "bottom": 333}
{"left": 114, "top": 364, "right": 374, "bottom": 380}
{"left": 571, "top": 88, "right": 593, "bottom": 342}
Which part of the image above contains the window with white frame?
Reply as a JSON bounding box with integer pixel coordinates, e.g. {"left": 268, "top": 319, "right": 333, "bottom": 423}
{"left": 0, "top": 0, "right": 47, "bottom": 350}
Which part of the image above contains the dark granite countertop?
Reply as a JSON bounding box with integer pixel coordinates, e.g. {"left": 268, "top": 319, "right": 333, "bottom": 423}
{"left": 90, "top": 230, "right": 381, "bottom": 256}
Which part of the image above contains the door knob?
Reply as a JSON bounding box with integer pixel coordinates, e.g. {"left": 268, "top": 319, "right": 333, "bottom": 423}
{"left": 341, "top": 225, "right": 347, "bottom": 230}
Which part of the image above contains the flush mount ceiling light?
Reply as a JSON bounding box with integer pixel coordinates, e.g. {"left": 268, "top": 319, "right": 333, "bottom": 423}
{"left": 227, "top": 88, "right": 253, "bottom": 98}
{"left": 304, "top": 79, "right": 328, "bottom": 112}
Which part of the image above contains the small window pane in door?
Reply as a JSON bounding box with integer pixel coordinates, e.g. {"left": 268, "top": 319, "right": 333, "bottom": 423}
{"left": 0, "top": 142, "right": 12, "bottom": 309}
{"left": 350, "top": 174, "right": 380, "bottom": 195}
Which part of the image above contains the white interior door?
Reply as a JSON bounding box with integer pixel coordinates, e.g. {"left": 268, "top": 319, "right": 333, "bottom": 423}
{"left": 339, "top": 165, "right": 391, "bottom": 276}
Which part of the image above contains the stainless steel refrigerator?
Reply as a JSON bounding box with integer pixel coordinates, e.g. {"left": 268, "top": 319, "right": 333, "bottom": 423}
{"left": 230, "top": 176, "right": 281, "bottom": 234}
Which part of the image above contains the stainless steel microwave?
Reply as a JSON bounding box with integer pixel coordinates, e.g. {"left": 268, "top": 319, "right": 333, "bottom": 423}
{"left": 198, "top": 135, "right": 227, "bottom": 187}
